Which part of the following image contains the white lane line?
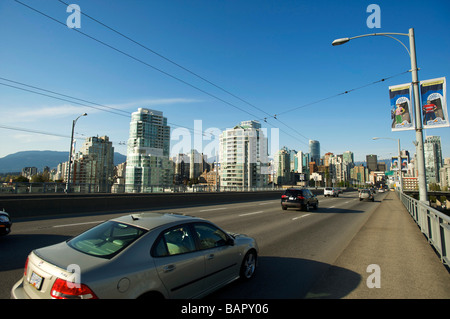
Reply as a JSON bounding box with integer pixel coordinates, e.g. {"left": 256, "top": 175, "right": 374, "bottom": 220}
{"left": 327, "top": 206, "right": 336, "bottom": 209}
{"left": 292, "top": 213, "right": 311, "bottom": 221}
{"left": 199, "top": 207, "right": 227, "bottom": 212}
{"left": 52, "top": 220, "right": 105, "bottom": 228}
{"left": 239, "top": 211, "right": 265, "bottom": 217}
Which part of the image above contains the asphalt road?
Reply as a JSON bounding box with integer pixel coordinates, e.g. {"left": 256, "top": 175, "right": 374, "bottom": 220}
{"left": 0, "top": 190, "right": 385, "bottom": 299}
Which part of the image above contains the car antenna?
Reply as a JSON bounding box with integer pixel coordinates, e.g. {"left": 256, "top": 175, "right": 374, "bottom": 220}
{"left": 131, "top": 214, "right": 140, "bottom": 221}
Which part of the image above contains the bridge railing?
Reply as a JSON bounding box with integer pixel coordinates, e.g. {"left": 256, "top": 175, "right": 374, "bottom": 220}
{"left": 398, "top": 191, "right": 450, "bottom": 267}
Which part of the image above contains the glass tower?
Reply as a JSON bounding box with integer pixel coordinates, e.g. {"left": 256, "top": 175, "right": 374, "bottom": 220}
{"left": 125, "top": 108, "right": 172, "bottom": 193}
{"left": 309, "top": 140, "right": 320, "bottom": 164}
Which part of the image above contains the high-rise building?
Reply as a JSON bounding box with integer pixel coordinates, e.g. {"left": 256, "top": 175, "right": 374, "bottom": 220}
{"left": 219, "top": 120, "right": 268, "bottom": 191}
{"left": 70, "top": 135, "right": 114, "bottom": 193}
{"left": 366, "top": 154, "right": 378, "bottom": 172}
{"left": 343, "top": 151, "right": 354, "bottom": 164}
{"left": 439, "top": 158, "right": 450, "bottom": 189}
{"left": 274, "top": 147, "right": 292, "bottom": 185}
{"left": 125, "top": 108, "right": 173, "bottom": 192}
{"left": 424, "top": 135, "right": 443, "bottom": 185}
{"left": 189, "top": 149, "right": 209, "bottom": 180}
{"left": 309, "top": 140, "right": 320, "bottom": 164}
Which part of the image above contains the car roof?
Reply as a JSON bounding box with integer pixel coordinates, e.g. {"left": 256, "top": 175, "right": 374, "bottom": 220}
{"left": 111, "top": 212, "right": 205, "bottom": 231}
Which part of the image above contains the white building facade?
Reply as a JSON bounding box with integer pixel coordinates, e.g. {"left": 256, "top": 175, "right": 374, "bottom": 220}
{"left": 219, "top": 121, "right": 269, "bottom": 191}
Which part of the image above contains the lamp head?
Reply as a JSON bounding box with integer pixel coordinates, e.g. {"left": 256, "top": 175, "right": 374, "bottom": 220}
{"left": 332, "top": 38, "right": 350, "bottom": 46}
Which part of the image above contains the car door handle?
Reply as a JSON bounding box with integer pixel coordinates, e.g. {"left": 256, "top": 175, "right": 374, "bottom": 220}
{"left": 206, "top": 254, "right": 215, "bottom": 260}
{"left": 163, "top": 265, "right": 176, "bottom": 273}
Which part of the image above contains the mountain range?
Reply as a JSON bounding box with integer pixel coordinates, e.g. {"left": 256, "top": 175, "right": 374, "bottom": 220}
{"left": 0, "top": 151, "right": 127, "bottom": 174}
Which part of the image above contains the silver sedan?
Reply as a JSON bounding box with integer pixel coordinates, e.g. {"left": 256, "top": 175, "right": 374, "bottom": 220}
{"left": 11, "top": 213, "right": 258, "bottom": 299}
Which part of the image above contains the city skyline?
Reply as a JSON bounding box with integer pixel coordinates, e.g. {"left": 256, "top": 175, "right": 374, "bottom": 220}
{"left": 0, "top": 1, "right": 449, "bottom": 163}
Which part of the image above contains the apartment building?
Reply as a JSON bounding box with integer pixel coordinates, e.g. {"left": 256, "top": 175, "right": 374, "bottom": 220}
{"left": 219, "top": 120, "right": 268, "bottom": 191}
{"left": 125, "top": 108, "right": 173, "bottom": 192}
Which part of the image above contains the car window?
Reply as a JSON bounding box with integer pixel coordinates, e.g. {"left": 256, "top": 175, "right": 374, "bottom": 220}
{"left": 153, "top": 226, "right": 196, "bottom": 257}
{"left": 193, "top": 223, "right": 229, "bottom": 250}
{"left": 67, "top": 221, "right": 147, "bottom": 259}
{"left": 284, "top": 189, "right": 301, "bottom": 197}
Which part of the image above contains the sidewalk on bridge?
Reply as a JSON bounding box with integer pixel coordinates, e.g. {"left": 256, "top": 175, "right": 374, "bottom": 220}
{"left": 307, "top": 190, "right": 450, "bottom": 299}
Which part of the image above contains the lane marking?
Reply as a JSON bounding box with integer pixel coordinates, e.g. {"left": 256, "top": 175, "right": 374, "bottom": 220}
{"left": 292, "top": 213, "right": 311, "bottom": 221}
{"left": 239, "top": 211, "right": 265, "bottom": 217}
{"left": 327, "top": 206, "right": 336, "bottom": 209}
{"left": 199, "top": 207, "right": 227, "bottom": 212}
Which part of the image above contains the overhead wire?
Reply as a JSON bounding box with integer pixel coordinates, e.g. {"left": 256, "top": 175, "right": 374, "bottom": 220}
{"left": 54, "top": 0, "right": 315, "bottom": 148}
{"left": 0, "top": 77, "right": 211, "bottom": 138}
{"left": 12, "top": 0, "right": 411, "bottom": 153}
{"left": 13, "top": 0, "right": 262, "bottom": 122}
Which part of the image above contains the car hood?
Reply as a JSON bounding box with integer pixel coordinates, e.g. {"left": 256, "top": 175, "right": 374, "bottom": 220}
{"left": 33, "top": 241, "right": 109, "bottom": 272}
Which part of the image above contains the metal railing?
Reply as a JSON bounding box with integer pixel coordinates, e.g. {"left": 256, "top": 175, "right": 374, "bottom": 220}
{"left": 398, "top": 191, "right": 450, "bottom": 267}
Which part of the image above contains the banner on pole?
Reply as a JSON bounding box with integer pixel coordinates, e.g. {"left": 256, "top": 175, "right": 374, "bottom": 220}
{"left": 420, "top": 77, "right": 448, "bottom": 129}
{"left": 391, "top": 156, "right": 408, "bottom": 171}
{"left": 389, "top": 83, "right": 414, "bottom": 131}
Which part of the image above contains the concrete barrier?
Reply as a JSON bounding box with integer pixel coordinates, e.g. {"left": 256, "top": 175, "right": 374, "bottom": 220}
{"left": 0, "top": 191, "right": 286, "bottom": 219}
{"left": 0, "top": 188, "right": 336, "bottom": 219}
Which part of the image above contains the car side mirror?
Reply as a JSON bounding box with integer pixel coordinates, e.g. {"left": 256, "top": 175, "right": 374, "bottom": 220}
{"left": 227, "top": 237, "right": 235, "bottom": 246}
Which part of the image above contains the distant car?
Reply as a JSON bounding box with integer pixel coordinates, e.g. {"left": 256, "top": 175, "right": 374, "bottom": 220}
{"left": 324, "top": 187, "right": 338, "bottom": 197}
{"left": 281, "top": 188, "right": 318, "bottom": 211}
{"left": 359, "top": 189, "right": 374, "bottom": 201}
{"left": 0, "top": 209, "right": 12, "bottom": 236}
{"left": 11, "top": 213, "right": 258, "bottom": 299}
{"left": 378, "top": 188, "right": 385, "bottom": 193}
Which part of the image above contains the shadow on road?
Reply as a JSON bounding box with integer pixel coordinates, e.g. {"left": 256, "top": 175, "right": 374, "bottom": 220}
{"left": 0, "top": 234, "right": 71, "bottom": 272}
{"left": 207, "top": 256, "right": 361, "bottom": 299}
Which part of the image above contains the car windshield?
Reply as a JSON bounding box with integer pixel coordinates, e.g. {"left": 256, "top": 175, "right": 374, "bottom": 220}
{"left": 67, "top": 221, "right": 147, "bottom": 259}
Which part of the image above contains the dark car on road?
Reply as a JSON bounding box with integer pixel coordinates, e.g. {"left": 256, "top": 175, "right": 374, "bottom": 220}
{"left": 281, "top": 188, "right": 318, "bottom": 211}
{"left": 0, "top": 209, "right": 12, "bottom": 235}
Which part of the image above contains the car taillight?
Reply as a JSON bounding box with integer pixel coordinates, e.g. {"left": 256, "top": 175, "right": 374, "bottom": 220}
{"left": 281, "top": 195, "right": 287, "bottom": 199}
{"left": 24, "top": 256, "right": 29, "bottom": 276}
{"left": 50, "top": 278, "right": 98, "bottom": 299}
{"left": 297, "top": 196, "right": 305, "bottom": 200}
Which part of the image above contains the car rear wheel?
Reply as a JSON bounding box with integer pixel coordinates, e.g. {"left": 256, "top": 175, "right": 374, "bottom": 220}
{"left": 240, "top": 250, "right": 257, "bottom": 280}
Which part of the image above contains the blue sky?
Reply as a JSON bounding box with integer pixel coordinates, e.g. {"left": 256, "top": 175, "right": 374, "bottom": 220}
{"left": 0, "top": 0, "right": 449, "bottom": 163}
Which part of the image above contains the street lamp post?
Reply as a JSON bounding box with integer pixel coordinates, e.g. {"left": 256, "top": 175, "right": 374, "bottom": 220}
{"left": 373, "top": 137, "right": 403, "bottom": 192}
{"left": 332, "top": 28, "right": 428, "bottom": 203}
{"left": 66, "top": 113, "right": 87, "bottom": 193}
